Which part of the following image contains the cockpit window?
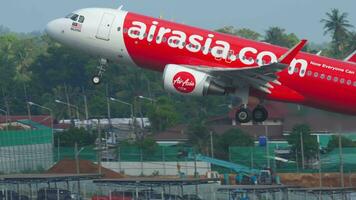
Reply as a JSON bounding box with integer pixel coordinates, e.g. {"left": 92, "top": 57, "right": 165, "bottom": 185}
{"left": 65, "top": 13, "right": 74, "bottom": 18}
{"left": 78, "top": 16, "right": 85, "bottom": 23}
{"left": 70, "top": 14, "right": 79, "bottom": 21}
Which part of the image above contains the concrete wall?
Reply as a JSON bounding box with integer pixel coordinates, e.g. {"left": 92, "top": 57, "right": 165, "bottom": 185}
{"left": 0, "top": 143, "right": 53, "bottom": 173}
{"left": 102, "top": 161, "right": 211, "bottom": 176}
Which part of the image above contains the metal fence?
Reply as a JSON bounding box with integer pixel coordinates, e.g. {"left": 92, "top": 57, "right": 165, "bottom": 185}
{"left": 229, "top": 146, "right": 356, "bottom": 173}
{"left": 0, "top": 127, "right": 53, "bottom": 174}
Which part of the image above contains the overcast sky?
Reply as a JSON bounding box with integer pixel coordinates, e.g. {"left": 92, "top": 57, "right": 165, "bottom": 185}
{"left": 0, "top": 0, "right": 355, "bottom": 43}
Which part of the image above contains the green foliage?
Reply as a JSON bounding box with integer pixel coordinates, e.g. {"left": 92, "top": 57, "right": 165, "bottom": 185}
{"left": 146, "top": 96, "right": 180, "bottom": 132}
{"left": 321, "top": 9, "right": 354, "bottom": 58}
{"left": 187, "top": 119, "right": 210, "bottom": 154}
{"left": 264, "top": 27, "right": 299, "bottom": 48}
{"left": 54, "top": 127, "right": 96, "bottom": 147}
{"left": 215, "top": 128, "right": 254, "bottom": 159}
{"left": 139, "top": 137, "right": 159, "bottom": 154}
{"left": 327, "top": 135, "right": 356, "bottom": 151}
{"left": 215, "top": 26, "right": 261, "bottom": 40}
{"left": 287, "top": 124, "right": 319, "bottom": 162}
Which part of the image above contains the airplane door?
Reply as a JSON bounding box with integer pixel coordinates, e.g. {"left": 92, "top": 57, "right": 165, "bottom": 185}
{"left": 96, "top": 13, "right": 115, "bottom": 41}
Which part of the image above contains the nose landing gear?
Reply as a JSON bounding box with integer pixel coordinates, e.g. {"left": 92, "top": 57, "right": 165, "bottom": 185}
{"left": 92, "top": 58, "right": 108, "bottom": 85}
{"left": 236, "top": 105, "right": 269, "bottom": 124}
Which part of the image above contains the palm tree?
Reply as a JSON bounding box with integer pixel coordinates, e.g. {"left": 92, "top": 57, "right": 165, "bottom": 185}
{"left": 264, "top": 27, "right": 286, "bottom": 46}
{"left": 321, "top": 9, "right": 353, "bottom": 54}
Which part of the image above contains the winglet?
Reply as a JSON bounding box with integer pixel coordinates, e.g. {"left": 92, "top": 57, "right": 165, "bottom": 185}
{"left": 278, "top": 39, "right": 308, "bottom": 65}
{"left": 344, "top": 50, "right": 356, "bottom": 63}
{"left": 117, "top": 5, "right": 124, "bottom": 10}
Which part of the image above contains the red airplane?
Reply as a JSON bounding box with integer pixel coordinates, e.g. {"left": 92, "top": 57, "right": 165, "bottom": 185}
{"left": 45, "top": 7, "right": 356, "bottom": 123}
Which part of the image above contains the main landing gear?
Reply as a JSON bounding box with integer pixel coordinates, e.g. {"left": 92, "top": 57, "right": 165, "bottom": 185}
{"left": 92, "top": 58, "right": 108, "bottom": 85}
{"left": 236, "top": 105, "right": 268, "bottom": 123}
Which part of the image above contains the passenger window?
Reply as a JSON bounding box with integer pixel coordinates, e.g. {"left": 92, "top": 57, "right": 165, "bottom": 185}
{"left": 347, "top": 80, "right": 352, "bottom": 85}
{"left": 70, "top": 14, "right": 79, "bottom": 21}
{"left": 353, "top": 81, "right": 356, "bottom": 87}
{"left": 117, "top": 27, "right": 121, "bottom": 32}
{"left": 314, "top": 72, "right": 318, "bottom": 77}
{"left": 333, "top": 77, "right": 338, "bottom": 82}
{"left": 78, "top": 16, "right": 85, "bottom": 23}
{"left": 307, "top": 71, "right": 312, "bottom": 76}
{"left": 340, "top": 78, "right": 345, "bottom": 84}
{"left": 327, "top": 75, "right": 332, "bottom": 81}
{"left": 320, "top": 74, "right": 325, "bottom": 79}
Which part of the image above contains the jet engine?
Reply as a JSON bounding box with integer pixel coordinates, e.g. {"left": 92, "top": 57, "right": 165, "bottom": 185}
{"left": 163, "top": 64, "right": 233, "bottom": 96}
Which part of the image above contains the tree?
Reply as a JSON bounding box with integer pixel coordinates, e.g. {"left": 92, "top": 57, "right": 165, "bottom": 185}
{"left": 147, "top": 96, "right": 179, "bottom": 132}
{"left": 216, "top": 26, "right": 261, "bottom": 40}
{"left": 327, "top": 135, "right": 355, "bottom": 151}
{"left": 215, "top": 128, "right": 254, "bottom": 159}
{"left": 345, "top": 31, "right": 356, "bottom": 54}
{"left": 236, "top": 28, "right": 261, "bottom": 41}
{"left": 54, "top": 127, "right": 97, "bottom": 147}
{"left": 187, "top": 119, "right": 210, "bottom": 154}
{"left": 321, "top": 9, "right": 353, "bottom": 58}
{"left": 138, "top": 137, "right": 158, "bottom": 155}
{"left": 287, "top": 124, "right": 318, "bottom": 165}
{"left": 264, "top": 27, "right": 299, "bottom": 48}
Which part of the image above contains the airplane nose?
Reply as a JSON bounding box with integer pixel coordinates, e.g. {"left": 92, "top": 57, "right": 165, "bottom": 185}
{"left": 45, "top": 19, "right": 65, "bottom": 40}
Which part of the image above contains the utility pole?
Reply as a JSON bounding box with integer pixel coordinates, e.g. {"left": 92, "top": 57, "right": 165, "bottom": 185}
{"left": 339, "top": 133, "right": 344, "bottom": 187}
{"left": 75, "top": 142, "right": 79, "bottom": 174}
{"left": 210, "top": 131, "right": 214, "bottom": 158}
{"left": 97, "top": 119, "right": 102, "bottom": 175}
{"left": 300, "top": 132, "right": 305, "bottom": 170}
{"left": 64, "top": 84, "right": 72, "bottom": 118}
{"left": 318, "top": 143, "right": 322, "bottom": 188}
{"left": 265, "top": 125, "right": 270, "bottom": 168}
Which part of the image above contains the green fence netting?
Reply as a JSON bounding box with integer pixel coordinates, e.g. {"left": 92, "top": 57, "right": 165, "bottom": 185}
{"left": 0, "top": 129, "right": 52, "bottom": 147}
{"left": 54, "top": 146, "right": 194, "bottom": 162}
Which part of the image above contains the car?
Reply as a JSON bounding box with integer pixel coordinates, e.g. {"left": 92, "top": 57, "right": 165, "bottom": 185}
{"left": 0, "top": 190, "right": 29, "bottom": 200}
{"left": 37, "top": 188, "right": 72, "bottom": 200}
{"left": 182, "top": 194, "right": 203, "bottom": 200}
{"left": 145, "top": 193, "right": 182, "bottom": 200}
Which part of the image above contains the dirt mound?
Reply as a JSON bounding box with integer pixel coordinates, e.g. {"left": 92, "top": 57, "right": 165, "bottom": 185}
{"left": 48, "top": 159, "right": 126, "bottom": 179}
{"left": 279, "top": 173, "right": 356, "bottom": 187}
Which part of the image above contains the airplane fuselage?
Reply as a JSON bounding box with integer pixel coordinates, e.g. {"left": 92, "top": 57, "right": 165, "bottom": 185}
{"left": 46, "top": 8, "right": 356, "bottom": 115}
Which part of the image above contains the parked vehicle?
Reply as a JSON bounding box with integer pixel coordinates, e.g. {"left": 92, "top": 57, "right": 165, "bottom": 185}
{"left": 0, "top": 190, "right": 29, "bottom": 200}
{"left": 37, "top": 188, "right": 72, "bottom": 200}
{"left": 182, "top": 194, "right": 203, "bottom": 200}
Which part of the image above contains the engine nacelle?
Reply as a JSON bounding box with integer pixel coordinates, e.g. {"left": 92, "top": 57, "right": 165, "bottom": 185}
{"left": 163, "top": 64, "right": 232, "bottom": 96}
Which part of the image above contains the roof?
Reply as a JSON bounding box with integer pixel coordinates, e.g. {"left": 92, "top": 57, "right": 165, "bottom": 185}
{"left": 153, "top": 124, "right": 284, "bottom": 141}
{"left": 283, "top": 112, "right": 356, "bottom": 133}
{"left": 0, "top": 174, "right": 101, "bottom": 184}
{"left": 94, "top": 177, "right": 219, "bottom": 186}
{"left": 152, "top": 124, "right": 189, "bottom": 141}
{"left": 47, "top": 159, "right": 125, "bottom": 179}
{"left": 0, "top": 115, "right": 52, "bottom": 128}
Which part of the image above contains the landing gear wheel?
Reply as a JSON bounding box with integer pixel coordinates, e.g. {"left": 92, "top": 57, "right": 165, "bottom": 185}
{"left": 236, "top": 107, "right": 252, "bottom": 123}
{"left": 252, "top": 106, "right": 268, "bottom": 123}
{"left": 92, "top": 75, "right": 101, "bottom": 85}
{"left": 92, "top": 58, "right": 108, "bottom": 85}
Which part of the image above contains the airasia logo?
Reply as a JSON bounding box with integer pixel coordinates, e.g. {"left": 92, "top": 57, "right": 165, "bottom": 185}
{"left": 173, "top": 71, "right": 196, "bottom": 93}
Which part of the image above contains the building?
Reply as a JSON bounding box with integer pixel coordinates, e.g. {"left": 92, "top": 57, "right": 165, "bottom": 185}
{"left": 153, "top": 102, "right": 356, "bottom": 148}
{"left": 0, "top": 116, "right": 53, "bottom": 173}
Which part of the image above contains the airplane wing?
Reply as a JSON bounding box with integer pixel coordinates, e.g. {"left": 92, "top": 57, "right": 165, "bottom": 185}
{"left": 344, "top": 50, "right": 356, "bottom": 63}
{"left": 185, "top": 40, "right": 308, "bottom": 94}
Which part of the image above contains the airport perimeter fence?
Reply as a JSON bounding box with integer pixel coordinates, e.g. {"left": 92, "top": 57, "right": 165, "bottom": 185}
{"left": 0, "top": 125, "right": 53, "bottom": 174}
{"left": 54, "top": 145, "right": 194, "bottom": 162}
{"left": 228, "top": 146, "right": 356, "bottom": 174}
